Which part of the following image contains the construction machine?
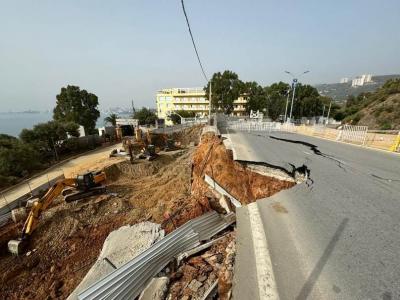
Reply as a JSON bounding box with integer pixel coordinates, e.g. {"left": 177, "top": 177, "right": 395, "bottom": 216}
{"left": 8, "top": 170, "right": 106, "bottom": 255}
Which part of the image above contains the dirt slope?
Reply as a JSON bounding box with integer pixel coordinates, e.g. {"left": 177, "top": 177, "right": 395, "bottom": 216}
{"left": 358, "top": 93, "right": 400, "bottom": 130}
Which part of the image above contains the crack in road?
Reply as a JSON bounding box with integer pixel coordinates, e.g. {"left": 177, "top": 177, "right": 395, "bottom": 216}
{"left": 268, "top": 135, "right": 348, "bottom": 172}
{"left": 370, "top": 174, "right": 400, "bottom": 182}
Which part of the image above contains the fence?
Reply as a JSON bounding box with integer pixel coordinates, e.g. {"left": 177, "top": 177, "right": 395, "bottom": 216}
{"left": 227, "top": 121, "right": 296, "bottom": 133}
{"left": 181, "top": 117, "right": 209, "bottom": 125}
{"left": 336, "top": 125, "right": 368, "bottom": 145}
{"left": 227, "top": 119, "right": 399, "bottom": 152}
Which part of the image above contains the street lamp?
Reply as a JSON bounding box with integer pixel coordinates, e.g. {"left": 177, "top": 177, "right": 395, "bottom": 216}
{"left": 284, "top": 70, "right": 310, "bottom": 123}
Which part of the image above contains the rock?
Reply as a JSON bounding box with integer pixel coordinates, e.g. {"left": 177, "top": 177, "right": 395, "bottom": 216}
{"left": 188, "top": 256, "right": 205, "bottom": 267}
{"left": 139, "top": 277, "right": 169, "bottom": 300}
{"left": 198, "top": 275, "right": 208, "bottom": 282}
{"left": 188, "top": 279, "right": 202, "bottom": 292}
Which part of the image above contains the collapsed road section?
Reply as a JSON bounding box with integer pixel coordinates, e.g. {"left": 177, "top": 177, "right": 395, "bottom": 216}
{"left": 0, "top": 124, "right": 302, "bottom": 300}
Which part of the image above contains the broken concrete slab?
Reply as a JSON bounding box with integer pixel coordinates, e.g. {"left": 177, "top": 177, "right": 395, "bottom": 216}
{"left": 68, "top": 222, "right": 164, "bottom": 300}
{"left": 139, "top": 277, "right": 169, "bottom": 300}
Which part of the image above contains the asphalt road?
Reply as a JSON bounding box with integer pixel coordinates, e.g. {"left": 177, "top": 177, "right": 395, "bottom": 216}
{"left": 229, "top": 130, "right": 400, "bottom": 300}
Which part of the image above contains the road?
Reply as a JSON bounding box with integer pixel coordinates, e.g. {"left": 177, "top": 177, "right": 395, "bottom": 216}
{"left": 0, "top": 143, "right": 121, "bottom": 211}
{"left": 229, "top": 130, "right": 400, "bottom": 299}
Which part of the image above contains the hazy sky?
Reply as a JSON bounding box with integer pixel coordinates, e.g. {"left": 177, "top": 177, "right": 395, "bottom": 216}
{"left": 1, "top": 0, "right": 399, "bottom": 111}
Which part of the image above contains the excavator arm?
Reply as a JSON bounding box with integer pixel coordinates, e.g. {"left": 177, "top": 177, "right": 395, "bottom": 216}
{"left": 21, "top": 178, "right": 76, "bottom": 238}
{"left": 8, "top": 178, "right": 76, "bottom": 255}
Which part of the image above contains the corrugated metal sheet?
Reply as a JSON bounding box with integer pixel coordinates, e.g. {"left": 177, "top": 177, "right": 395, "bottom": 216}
{"left": 78, "top": 211, "right": 235, "bottom": 300}
{"left": 204, "top": 174, "right": 242, "bottom": 208}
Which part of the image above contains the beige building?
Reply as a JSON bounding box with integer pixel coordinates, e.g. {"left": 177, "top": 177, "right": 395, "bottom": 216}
{"left": 156, "top": 87, "right": 247, "bottom": 125}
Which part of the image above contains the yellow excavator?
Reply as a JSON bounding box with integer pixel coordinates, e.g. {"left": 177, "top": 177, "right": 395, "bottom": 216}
{"left": 8, "top": 170, "right": 106, "bottom": 255}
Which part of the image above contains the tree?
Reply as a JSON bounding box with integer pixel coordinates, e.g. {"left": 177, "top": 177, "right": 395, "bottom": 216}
{"left": 0, "top": 136, "right": 41, "bottom": 180}
{"left": 290, "top": 83, "right": 321, "bottom": 119}
{"left": 104, "top": 113, "right": 118, "bottom": 126}
{"left": 243, "top": 82, "right": 267, "bottom": 114}
{"left": 20, "top": 121, "right": 79, "bottom": 154}
{"left": 264, "top": 82, "right": 291, "bottom": 120}
{"left": 134, "top": 107, "right": 157, "bottom": 125}
{"left": 53, "top": 85, "right": 100, "bottom": 134}
{"left": 168, "top": 110, "right": 196, "bottom": 124}
{"left": 204, "top": 70, "right": 244, "bottom": 114}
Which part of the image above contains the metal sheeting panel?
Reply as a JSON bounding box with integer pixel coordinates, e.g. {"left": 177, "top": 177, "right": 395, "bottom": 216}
{"left": 78, "top": 211, "right": 234, "bottom": 300}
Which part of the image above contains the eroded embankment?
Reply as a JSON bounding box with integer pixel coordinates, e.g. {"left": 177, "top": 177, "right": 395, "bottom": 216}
{"left": 191, "top": 132, "right": 296, "bottom": 205}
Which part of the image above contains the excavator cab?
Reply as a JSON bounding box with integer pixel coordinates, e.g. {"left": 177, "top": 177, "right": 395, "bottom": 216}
{"left": 76, "top": 172, "right": 97, "bottom": 190}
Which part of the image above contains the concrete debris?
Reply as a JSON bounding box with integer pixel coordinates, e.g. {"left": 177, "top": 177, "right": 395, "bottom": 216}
{"left": 68, "top": 222, "right": 164, "bottom": 300}
{"left": 167, "top": 232, "right": 236, "bottom": 300}
{"left": 218, "top": 240, "right": 236, "bottom": 300}
{"left": 188, "top": 279, "right": 203, "bottom": 292}
{"left": 139, "top": 277, "right": 169, "bottom": 300}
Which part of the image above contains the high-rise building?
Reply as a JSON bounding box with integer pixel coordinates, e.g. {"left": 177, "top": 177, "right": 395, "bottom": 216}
{"left": 351, "top": 74, "right": 373, "bottom": 87}
{"left": 340, "top": 77, "right": 349, "bottom": 83}
{"left": 156, "top": 87, "right": 247, "bottom": 125}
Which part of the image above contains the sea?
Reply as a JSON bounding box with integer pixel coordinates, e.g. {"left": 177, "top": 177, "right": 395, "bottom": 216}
{"left": 0, "top": 111, "right": 111, "bottom": 137}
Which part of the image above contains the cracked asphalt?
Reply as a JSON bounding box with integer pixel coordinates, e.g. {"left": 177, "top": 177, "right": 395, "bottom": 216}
{"left": 228, "top": 130, "right": 400, "bottom": 300}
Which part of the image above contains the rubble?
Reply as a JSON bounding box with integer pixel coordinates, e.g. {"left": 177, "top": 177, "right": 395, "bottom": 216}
{"left": 166, "top": 232, "right": 236, "bottom": 300}
{"left": 139, "top": 277, "right": 169, "bottom": 300}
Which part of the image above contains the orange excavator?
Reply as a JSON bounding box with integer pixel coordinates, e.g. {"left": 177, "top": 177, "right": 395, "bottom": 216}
{"left": 8, "top": 170, "right": 106, "bottom": 255}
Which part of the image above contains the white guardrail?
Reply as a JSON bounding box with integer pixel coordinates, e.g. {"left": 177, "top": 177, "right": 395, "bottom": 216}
{"left": 228, "top": 121, "right": 297, "bottom": 133}
{"left": 336, "top": 125, "right": 368, "bottom": 145}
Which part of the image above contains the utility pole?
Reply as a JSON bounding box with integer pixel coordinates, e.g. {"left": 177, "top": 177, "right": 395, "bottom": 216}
{"left": 289, "top": 79, "right": 297, "bottom": 122}
{"left": 326, "top": 101, "right": 332, "bottom": 126}
{"left": 209, "top": 81, "right": 212, "bottom": 125}
{"left": 284, "top": 88, "right": 291, "bottom": 123}
{"left": 322, "top": 105, "right": 326, "bottom": 124}
{"left": 131, "top": 100, "right": 136, "bottom": 116}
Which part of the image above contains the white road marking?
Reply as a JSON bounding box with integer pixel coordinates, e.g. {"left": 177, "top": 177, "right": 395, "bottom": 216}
{"left": 248, "top": 203, "right": 280, "bottom": 299}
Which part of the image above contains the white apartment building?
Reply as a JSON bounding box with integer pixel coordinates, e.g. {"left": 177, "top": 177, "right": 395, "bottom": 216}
{"left": 156, "top": 87, "right": 247, "bottom": 125}
{"left": 351, "top": 74, "right": 373, "bottom": 87}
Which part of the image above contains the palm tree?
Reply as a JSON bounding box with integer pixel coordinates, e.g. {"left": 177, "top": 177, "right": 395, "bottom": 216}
{"left": 104, "top": 113, "right": 118, "bottom": 126}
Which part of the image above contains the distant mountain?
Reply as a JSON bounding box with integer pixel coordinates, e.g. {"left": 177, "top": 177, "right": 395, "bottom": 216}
{"left": 314, "top": 74, "right": 400, "bottom": 103}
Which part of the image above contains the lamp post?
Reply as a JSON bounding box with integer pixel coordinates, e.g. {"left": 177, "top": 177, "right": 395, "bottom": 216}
{"left": 284, "top": 70, "right": 310, "bottom": 123}
{"left": 284, "top": 87, "right": 291, "bottom": 123}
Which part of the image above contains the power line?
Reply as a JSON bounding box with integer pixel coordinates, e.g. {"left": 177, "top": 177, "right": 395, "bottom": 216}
{"left": 180, "top": 0, "right": 209, "bottom": 82}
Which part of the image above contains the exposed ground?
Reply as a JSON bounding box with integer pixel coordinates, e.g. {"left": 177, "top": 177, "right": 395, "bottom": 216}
{"left": 0, "top": 126, "right": 296, "bottom": 300}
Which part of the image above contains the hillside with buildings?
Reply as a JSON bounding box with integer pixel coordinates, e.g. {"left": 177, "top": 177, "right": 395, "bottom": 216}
{"left": 315, "top": 74, "right": 400, "bottom": 103}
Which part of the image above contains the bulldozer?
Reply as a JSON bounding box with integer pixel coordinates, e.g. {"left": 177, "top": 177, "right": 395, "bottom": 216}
{"left": 8, "top": 170, "right": 107, "bottom": 255}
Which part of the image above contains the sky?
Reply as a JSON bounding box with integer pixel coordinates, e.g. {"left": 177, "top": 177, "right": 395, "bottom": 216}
{"left": 0, "top": 0, "right": 399, "bottom": 111}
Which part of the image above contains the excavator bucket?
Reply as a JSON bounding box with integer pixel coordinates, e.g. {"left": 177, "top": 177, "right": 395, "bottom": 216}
{"left": 8, "top": 239, "right": 27, "bottom": 256}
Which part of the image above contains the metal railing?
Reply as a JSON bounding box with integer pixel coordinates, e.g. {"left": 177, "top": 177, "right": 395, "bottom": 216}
{"left": 336, "top": 125, "right": 368, "bottom": 145}
{"left": 227, "top": 121, "right": 296, "bottom": 133}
